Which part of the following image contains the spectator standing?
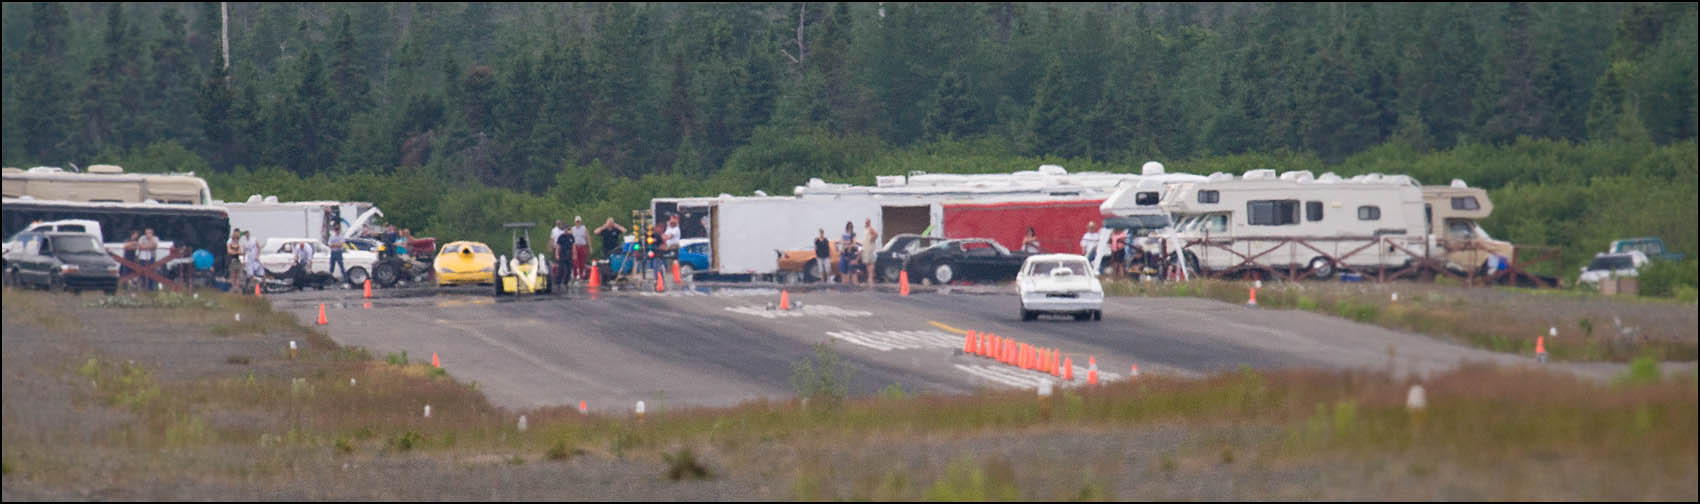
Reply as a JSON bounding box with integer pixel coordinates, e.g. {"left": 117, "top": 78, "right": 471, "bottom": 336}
{"left": 572, "top": 216, "right": 590, "bottom": 280}
{"left": 122, "top": 230, "right": 140, "bottom": 289}
{"left": 595, "top": 218, "right": 627, "bottom": 259}
{"left": 549, "top": 219, "right": 567, "bottom": 284}
{"left": 554, "top": 224, "right": 575, "bottom": 288}
{"left": 242, "top": 231, "right": 262, "bottom": 287}
{"left": 1108, "top": 227, "right": 1128, "bottom": 277}
{"left": 1022, "top": 227, "right": 1043, "bottom": 254}
{"left": 328, "top": 224, "right": 348, "bottom": 282}
{"left": 838, "top": 221, "right": 855, "bottom": 284}
{"left": 813, "top": 229, "right": 832, "bottom": 283}
{"left": 864, "top": 219, "right": 879, "bottom": 287}
{"left": 648, "top": 224, "right": 667, "bottom": 274}
{"left": 380, "top": 225, "right": 400, "bottom": 260}
{"left": 226, "top": 229, "right": 243, "bottom": 288}
{"left": 1080, "top": 221, "right": 1101, "bottom": 268}
{"left": 663, "top": 215, "right": 682, "bottom": 255}
{"left": 138, "top": 228, "right": 160, "bottom": 290}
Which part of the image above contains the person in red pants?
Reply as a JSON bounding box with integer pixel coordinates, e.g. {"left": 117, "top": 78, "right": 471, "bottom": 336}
{"left": 571, "top": 216, "right": 590, "bottom": 280}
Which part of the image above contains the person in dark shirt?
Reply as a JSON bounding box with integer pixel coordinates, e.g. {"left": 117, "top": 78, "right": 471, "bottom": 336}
{"left": 554, "top": 228, "right": 575, "bottom": 287}
{"left": 813, "top": 229, "right": 831, "bottom": 283}
{"left": 595, "top": 218, "right": 626, "bottom": 259}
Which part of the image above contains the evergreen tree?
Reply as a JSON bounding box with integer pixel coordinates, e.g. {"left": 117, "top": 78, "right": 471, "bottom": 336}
{"left": 15, "top": 3, "right": 73, "bottom": 164}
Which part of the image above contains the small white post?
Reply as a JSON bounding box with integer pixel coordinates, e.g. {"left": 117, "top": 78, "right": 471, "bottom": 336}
{"left": 517, "top": 415, "right": 528, "bottom": 432}
{"left": 1037, "top": 379, "right": 1053, "bottom": 397}
{"left": 1406, "top": 384, "right": 1427, "bottom": 411}
{"left": 423, "top": 404, "right": 431, "bottom": 418}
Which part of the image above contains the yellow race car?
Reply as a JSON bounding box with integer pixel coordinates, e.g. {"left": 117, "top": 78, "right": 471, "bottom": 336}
{"left": 433, "top": 241, "right": 497, "bottom": 286}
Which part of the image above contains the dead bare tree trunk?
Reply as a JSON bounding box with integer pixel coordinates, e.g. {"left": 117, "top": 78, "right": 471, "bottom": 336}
{"left": 781, "top": 4, "right": 806, "bottom": 65}
{"left": 221, "top": 2, "right": 230, "bottom": 80}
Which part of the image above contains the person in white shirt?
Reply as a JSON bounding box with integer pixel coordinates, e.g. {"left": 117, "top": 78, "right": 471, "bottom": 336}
{"left": 571, "top": 216, "right": 590, "bottom": 280}
{"left": 663, "top": 215, "right": 682, "bottom": 254}
{"left": 1079, "top": 221, "right": 1101, "bottom": 271}
{"left": 242, "top": 232, "right": 263, "bottom": 286}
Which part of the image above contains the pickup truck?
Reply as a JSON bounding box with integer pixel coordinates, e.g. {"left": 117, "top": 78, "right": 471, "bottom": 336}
{"left": 1608, "top": 237, "right": 1684, "bottom": 262}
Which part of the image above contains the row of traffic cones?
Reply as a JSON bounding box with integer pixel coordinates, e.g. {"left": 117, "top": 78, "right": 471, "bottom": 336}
{"left": 961, "top": 330, "right": 1106, "bottom": 385}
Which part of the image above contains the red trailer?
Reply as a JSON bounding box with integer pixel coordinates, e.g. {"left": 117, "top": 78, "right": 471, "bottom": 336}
{"left": 941, "top": 199, "right": 1106, "bottom": 255}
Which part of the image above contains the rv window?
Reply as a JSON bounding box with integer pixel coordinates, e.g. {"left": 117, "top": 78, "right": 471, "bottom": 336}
{"left": 1135, "top": 192, "right": 1159, "bottom": 206}
{"left": 1357, "top": 206, "right": 1381, "bottom": 221}
{"left": 1446, "top": 220, "right": 1474, "bottom": 241}
{"left": 1197, "top": 190, "right": 1220, "bottom": 204}
{"left": 1451, "top": 197, "right": 1480, "bottom": 211}
{"left": 1305, "top": 201, "right": 1323, "bottom": 222}
{"left": 1247, "top": 200, "right": 1299, "bottom": 226}
{"left": 1203, "top": 214, "right": 1228, "bottom": 233}
{"left": 59, "top": 224, "right": 87, "bottom": 233}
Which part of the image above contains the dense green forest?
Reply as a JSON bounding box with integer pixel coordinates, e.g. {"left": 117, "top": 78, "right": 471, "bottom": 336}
{"left": 2, "top": 3, "right": 1696, "bottom": 294}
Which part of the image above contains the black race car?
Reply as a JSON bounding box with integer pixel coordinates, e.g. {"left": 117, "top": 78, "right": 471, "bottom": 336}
{"left": 902, "top": 238, "right": 1031, "bottom": 285}
{"left": 872, "top": 233, "right": 948, "bottom": 283}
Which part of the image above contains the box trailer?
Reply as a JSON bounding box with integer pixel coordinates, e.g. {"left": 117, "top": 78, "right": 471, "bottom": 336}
{"left": 218, "top": 196, "right": 375, "bottom": 246}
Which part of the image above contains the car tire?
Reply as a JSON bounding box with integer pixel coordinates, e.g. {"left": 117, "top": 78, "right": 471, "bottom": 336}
{"left": 48, "top": 273, "right": 65, "bottom": 293}
{"left": 1092, "top": 310, "right": 1102, "bottom": 321}
{"left": 803, "top": 260, "right": 821, "bottom": 283}
{"left": 933, "top": 263, "right": 954, "bottom": 285}
{"left": 346, "top": 266, "right": 369, "bottom": 286}
{"left": 1073, "top": 312, "right": 1090, "bottom": 321}
{"left": 1, "top": 267, "right": 15, "bottom": 287}
{"left": 879, "top": 263, "right": 902, "bottom": 283}
{"left": 1307, "top": 257, "right": 1335, "bottom": 280}
{"left": 1021, "top": 308, "right": 1036, "bottom": 322}
{"left": 374, "top": 261, "right": 400, "bottom": 288}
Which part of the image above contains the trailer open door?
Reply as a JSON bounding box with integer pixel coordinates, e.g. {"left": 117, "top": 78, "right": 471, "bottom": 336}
{"left": 881, "top": 205, "right": 929, "bottom": 238}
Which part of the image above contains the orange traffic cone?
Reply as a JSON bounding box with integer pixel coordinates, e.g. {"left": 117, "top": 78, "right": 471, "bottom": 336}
{"left": 672, "top": 260, "right": 683, "bottom": 284}
{"left": 316, "top": 303, "right": 327, "bottom": 325}
{"left": 1535, "top": 336, "right": 1548, "bottom": 363}
{"left": 1130, "top": 364, "right": 1141, "bottom": 378}
{"left": 963, "top": 331, "right": 975, "bottom": 354}
{"left": 780, "top": 289, "right": 791, "bottom": 310}
{"left": 255, "top": 283, "right": 262, "bottom": 297}
{"left": 899, "top": 270, "right": 910, "bottom": 296}
{"left": 1087, "top": 355, "right": 1099, "bottom": 385}
{"left": 975, "top": 332, "right": 986, "bottom": 356}
{"left": 588, "top": 266, "right": 602, "bottom": 288}
{"left": 579, "top": 400, "right": 588, "bottom": 414}
{"left": 1063, "top": 357, "right": 1074, "bottom": 382}
{"left": 1052, "top": 351, "right": 1063, "bottom": 377}
{"left": 432, "top": 352, "right": 440, "bottom": 368}
{"left": 655, "top": 271, "right": 665, "bottom": 292}
{"left": 1247, "top": 286, "right": 1258, "bottom": 307}
{"left": 363, "top": 278, "right": 372, "bottom": 298}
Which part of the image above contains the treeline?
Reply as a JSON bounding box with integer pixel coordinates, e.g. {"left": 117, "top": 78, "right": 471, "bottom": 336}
{"left": 4, "top": 3, "right": 1696, "bottom": 189}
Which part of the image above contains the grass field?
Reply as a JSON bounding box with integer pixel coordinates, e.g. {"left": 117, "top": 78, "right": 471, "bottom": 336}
{"left": 3, "top": 288, "right": 1696, "bottom": 500}
{"left": 1102, "top": 278, "right": 1699, "bottom": 363}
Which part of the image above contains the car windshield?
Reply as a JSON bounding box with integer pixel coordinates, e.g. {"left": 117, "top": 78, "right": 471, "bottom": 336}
{"left": 1586, "top": 256, "right": 1635, "bottom": 271}
{"left": 1617, "top": 241, "right": 1662, "bottom": 255}
{"left": 443, "top": 244, "right": 462, "bottom": 254}
{"left": 51, "top": 236, "right": 104, "bottom": 254}
{"left": 469, "top": 244, "right": 491, "bottom": 253}
{"left": 1029, "top": 260, "right": 1088, "bottom": 276}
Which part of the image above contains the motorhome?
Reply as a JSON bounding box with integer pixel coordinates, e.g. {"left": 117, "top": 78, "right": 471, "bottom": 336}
{"left": 1159, "top": 170, "right": 1429, "bottom": 278}
{"left": 1421, "top": 180, "right": 1514, "bottom": 274}
{"left": 2, "top": 165, "right": 213, "bottom": 205}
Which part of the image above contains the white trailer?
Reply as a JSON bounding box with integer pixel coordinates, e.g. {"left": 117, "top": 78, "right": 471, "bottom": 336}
{"left": 217, "top": 196, "right": 377, "bottom": 246}
{"left": 1158, "top": 170, "right": 1429, "bottom": 279}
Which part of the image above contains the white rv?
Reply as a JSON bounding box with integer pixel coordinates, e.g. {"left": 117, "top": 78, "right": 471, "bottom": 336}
{"left": 1159, "top": 170, "right": 1428, "bottom": 278}
{"left": 2, "top": 165, "right": 213, "bottom": 205}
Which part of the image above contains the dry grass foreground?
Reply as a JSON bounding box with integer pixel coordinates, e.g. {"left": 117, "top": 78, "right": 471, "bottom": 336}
{"left": 2, "top": 288, "right": 1696, "bottom": 500}
{"left": 1104, "top": 278, "right": 1700, "bottom": 363}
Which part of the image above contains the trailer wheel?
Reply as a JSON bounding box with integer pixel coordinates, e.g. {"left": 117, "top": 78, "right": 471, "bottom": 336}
{"left": 1307, "top": 257, "right": 1336, "bottom": 280}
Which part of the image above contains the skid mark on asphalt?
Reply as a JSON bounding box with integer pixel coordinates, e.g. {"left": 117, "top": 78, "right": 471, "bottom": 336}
{"left": 825, "top": 330, "right": 962, "bottom": 351}
{"left": 722, "top": 304, "right": 872, "bottom": 319}
{"left": 953, "top": 363, "right": 1122, "bottom": 390}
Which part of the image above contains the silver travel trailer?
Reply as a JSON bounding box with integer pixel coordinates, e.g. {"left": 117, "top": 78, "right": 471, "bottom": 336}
{"left": 1159, "top": 170, "right": 1429, "bottom": 279}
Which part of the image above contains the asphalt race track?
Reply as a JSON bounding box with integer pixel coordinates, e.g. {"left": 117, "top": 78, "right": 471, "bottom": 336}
{"left": 270, "top": 281, "right": 1626, "bottom": 413}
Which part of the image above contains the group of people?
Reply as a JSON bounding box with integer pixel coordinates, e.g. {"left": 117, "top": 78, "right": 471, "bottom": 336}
{"left": 1076, "top": 220, "right": 1158, "bottom": 277}
{"left": 549, "top": 216, "right": 647, "bottom": 287}
{"left": 812, "top": 219, "right": 879, "bottom": 285}
{"left": 117, "top": 228, "right": 162, "bottom": 289}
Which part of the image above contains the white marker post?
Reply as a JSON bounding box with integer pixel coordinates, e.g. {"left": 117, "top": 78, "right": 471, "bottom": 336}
{"left": 288, "top": 340, "right": 297, "bottom": 360}
{"left": 517, "top": 415, "right": 528, "bottom": 432}
{"left": 423, "top": 404, "right": 431, "bottom": 418}
{"left": 1406, "top": 384, "right": 1426, "bottom": 411}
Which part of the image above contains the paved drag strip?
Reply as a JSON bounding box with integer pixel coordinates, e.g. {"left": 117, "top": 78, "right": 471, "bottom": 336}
{"left": 722, "top": 304, "right": 873, "bottom": 319}
{"left": 825, "top": 330, "right": 962, "bottom": 351}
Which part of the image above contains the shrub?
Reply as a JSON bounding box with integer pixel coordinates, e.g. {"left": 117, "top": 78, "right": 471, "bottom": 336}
{"left": 385, "top": 351, "right": 409, "bottom": 366}
{"left": 389, "top": 431, "right": 423, "bottom": 452}
{"left": 1637, "top": 259, "right": 1698, "bottom": 299}
{"left": 663, "top": 447, "right": 712, "bottom": 481}
{"left": 791, "top": 344, "right": 853, "bottom": 410}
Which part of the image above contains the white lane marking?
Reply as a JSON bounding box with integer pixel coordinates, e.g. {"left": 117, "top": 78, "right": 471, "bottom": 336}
{"left": 636, "top": 288, "right": 781, "bottom": 297}
{"left": 954, "top": 364, "right": 1053, "bottom": 389}
{"left": 826, "top": 330, "right": 960, "bottom": 351}
{"left": 723, "top": 304, "right": 873, "bottom": 319}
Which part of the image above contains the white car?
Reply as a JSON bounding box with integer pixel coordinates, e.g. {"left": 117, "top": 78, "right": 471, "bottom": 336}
{"left": 253, "top": 238, "right": 378, "bottom": 285}
{"left": 1577, "top": 251, "right": 1648, "bottom": 287}
{"left": 1017, "top": 254, "right": 1104, "bottom": 321}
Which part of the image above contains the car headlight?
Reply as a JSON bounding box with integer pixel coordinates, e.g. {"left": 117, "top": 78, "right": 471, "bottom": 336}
{"left": 59, "top": 264, "right": 80, "bottom": 272}
{"left": 479, "top": 266, "right": 494, "bottom": 272}
{"left": 438, "top": 267, "right": 453, "bottom": 273}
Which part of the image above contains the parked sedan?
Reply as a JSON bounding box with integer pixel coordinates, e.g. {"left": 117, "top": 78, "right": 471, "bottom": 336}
{"left": 254, "top": 238, "right": 378, "bottom": 285}
{"left": 1, "top": 231, "right": 120, "bottom": 294}
{"left": 1577, "top": 251, "right": 1648, "bottom": 287}
{"left": 433, "top": 241, "right": 497, "bottom": 286}
{"left": 872, "top": 234, "right": 947, "bottom": 283}
{"left": 1017, "top": 254, "right": 1103, "bottom": 321}
{"left": 903, "top": 238, "right": 1031, "bottom": 285}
